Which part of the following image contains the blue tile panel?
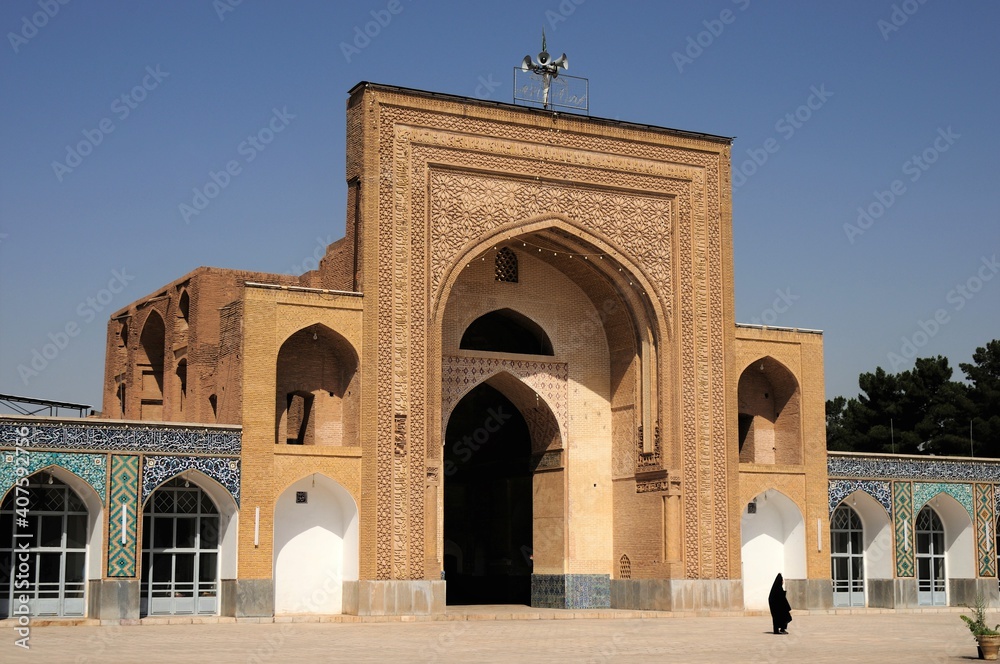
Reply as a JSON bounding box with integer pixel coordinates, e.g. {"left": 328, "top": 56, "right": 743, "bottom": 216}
{"left": 893, "top": 481, "right": 914, "bottom": 578}
{"left": 0, "top": 419, "right": 240, "bottom": 455}
{"left": 828, "top": 479, "right": 892, "bottom": 516}
{"left": 913, "top": 482, "right": 973, "bottom": 520}
{"left": 829, "top": 455, "right": 1000, "bottom": 482}
{"left": 107, "top": 455, "right": 140, "bottom": 578}
{"left": 0, "top": 450, "right": 107, "bottom": 502}
{"left": 531, "top": 574, "right": 610, "bottom": 609}
{"left": 141, "top": 455, "right": 241, "bottom": 507}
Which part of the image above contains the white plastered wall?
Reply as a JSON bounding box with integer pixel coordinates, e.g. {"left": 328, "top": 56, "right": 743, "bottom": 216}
{"left": 740, "top": 489, "right": 805, "bottom": 610}
{"left": 273, "top": 474, "right": 359, "bottom": 614}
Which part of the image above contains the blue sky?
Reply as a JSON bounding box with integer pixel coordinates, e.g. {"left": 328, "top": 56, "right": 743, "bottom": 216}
{"left": 0, "top": 0, "right": 997, "bottom": 412}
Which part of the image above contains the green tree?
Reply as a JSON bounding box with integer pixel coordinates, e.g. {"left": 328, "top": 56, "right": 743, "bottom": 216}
{"left": 825, "top": 346, "right": 996, "bottom": 456}
{"left": 961, "top": 340, "right": 1000, "bottom": 457}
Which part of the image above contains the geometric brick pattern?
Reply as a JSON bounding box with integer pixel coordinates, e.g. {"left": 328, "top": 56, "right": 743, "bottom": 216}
{"left": 893, "top": 481, "right": 914, "bottom": 578}
{"left": 107, "top": 455, "right": 140, "bottom": 578}
{"left": 976, "top": 483, "right": 996, "bottom": 578}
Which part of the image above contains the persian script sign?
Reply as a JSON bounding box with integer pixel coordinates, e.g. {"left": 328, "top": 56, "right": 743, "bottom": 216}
{"left": 513, "top": 69, "right": 589, "bottom": 113}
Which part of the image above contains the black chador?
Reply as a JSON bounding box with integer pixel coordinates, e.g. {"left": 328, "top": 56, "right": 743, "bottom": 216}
{"left": 768, "top": 573, "right": 792, "bottom": 634}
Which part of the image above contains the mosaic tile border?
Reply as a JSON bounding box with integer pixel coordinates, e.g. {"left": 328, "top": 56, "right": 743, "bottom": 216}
{"left": 913, "top": 482, "right": 973, "bottom": 520}
{"left": 893, "top": 481, "right": 914, "bottom": 577}
{"left": 828, "top": 479, "right": 892, "bottom": 516}
{"left": 141, "top": 455, "right": 240, "bottom": 507}
{"left": 830, "top": 454, "right": 1000, "bottom": 483}
{"left": 0, "top": 450, "right": 106, "bottom": 502}
{"left": 976, "top": 483, "right": 996, "bottom": 578}
{"left": 531, "top": 574, "right": 612, "bottom": 609}
{"left": 107, "top": 455, "right": 139, "bottom": 578}
{"left": 0, "top": 419, "right": 240, "bottom": 455}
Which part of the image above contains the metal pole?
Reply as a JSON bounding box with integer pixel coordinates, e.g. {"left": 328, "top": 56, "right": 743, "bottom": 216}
{"left": 891, "top": 418, "right": 894, "bottom": 454}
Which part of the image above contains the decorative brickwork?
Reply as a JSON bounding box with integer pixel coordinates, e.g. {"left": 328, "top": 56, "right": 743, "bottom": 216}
{"left": 370, "top": 95, "right": 729, "bottom": 582}
{"left": 441, "top": 355, "right": 568, "bottom": 443}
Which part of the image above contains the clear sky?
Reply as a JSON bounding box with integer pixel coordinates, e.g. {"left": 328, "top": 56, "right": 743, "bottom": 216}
{"left": 1, "top": 0, "right": 997, "bottom": 412}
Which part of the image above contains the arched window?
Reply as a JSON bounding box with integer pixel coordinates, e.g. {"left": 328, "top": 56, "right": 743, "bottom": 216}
{"left": 141, "top": 478, "right": 220, "bottom": 616}
{"left": 1, "top": 474, "right": 88, "bottom": 617}
{"left": 831, "top": 505, "right": 864, "bottom": 607}
{"left": 916, "top": 506, "right": 946, "bottom": 606}
{"left": 138, "top": 311, "right": 166, "bottom": 420}
{"left": 495, "top": 247, "right": 518, "bottom": 283}
{"left": 178, "top": 290, "right": 190, "bottom": 326}
{"left": 176, "top": 359, "right": 188, "bottom": 413}
{"left": 619, "top": 554, "right": 632, "bottom": 580}
{"left": 460, "top": 309, "right": 553, "bottom": 356}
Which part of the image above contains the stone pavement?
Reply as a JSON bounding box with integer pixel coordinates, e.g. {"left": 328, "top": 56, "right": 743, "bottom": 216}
{"left": 2, "top": 609, "right": 984, "bottom": 663}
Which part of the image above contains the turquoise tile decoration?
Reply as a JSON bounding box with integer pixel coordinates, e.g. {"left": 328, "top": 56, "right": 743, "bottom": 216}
{"left": 0, "top": 450, "right": 106, "bottom": 502}
{"left": 913, "top": 482, "right": 973, "bottom": 520}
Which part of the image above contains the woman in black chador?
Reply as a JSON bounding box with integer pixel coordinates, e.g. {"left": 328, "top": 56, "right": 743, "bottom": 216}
{"left": 768, "top": 573, "right": 792, "bottom": 634}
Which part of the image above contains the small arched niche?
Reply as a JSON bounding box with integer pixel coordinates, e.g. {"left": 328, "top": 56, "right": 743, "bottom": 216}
{"left": 275, "top": 324, "right": 360, "bottom": 446}
{"left": 137, "top": 310, "right": 166, "bottom": 420}
{"left": 737, "top": 357, "right": 802, "bottom": 465}
{"left": 459, "top": 308, "right": 553, "bottom": 356}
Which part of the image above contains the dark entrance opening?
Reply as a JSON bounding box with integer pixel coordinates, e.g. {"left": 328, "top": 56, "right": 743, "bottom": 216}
{"left": 443, "top": 383, "right": 532, "bottom": 605}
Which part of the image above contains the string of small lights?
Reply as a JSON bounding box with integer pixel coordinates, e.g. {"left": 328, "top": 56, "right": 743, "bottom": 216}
{"left": 465, "top": 238, "right": 647, "bottom": 294}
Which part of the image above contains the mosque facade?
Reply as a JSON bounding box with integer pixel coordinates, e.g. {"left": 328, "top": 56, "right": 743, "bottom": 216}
{"left": 2, "top": 83, "right": 997, "bottom": 621}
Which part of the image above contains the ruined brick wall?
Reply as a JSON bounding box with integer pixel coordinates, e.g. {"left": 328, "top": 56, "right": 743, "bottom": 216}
{"left": 102, "top": 267, "right": 299, "bottom": 425}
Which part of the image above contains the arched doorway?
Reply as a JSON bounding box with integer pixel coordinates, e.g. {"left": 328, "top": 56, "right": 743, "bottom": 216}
{"left": 0, "top": 472, "right": 94, "bottom": 617}
{"left": 273, "top": 475, "right": 359, "bottom": 615}
{"left": 916, "top": 505, "right": 946, "bottom": 605}
{"left": 141, "top": 478, "right": 222, "bottom": 616}
{"left": 831, "top": 505, "right": 864, "bottom": 607}
{"left": 740, "top": 489, "right": 806, "bottom": 610}
{"left": 444, "top": 382, "right": 533, "bottom": 605}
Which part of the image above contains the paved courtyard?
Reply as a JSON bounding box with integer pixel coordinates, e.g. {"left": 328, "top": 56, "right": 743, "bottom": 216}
{"left": 2, "top": 610, "right": 986, "bottom": 663}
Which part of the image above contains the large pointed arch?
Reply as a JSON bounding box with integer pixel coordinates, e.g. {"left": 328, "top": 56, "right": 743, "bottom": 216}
{"left": 432, "top": 213, "right": 666, "bottom": 343}
{"left": 832, "top": 489, "right": 894, "bottom": 584}
{"left": 442, "top": 369, "right": 564, "bottom": 453}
